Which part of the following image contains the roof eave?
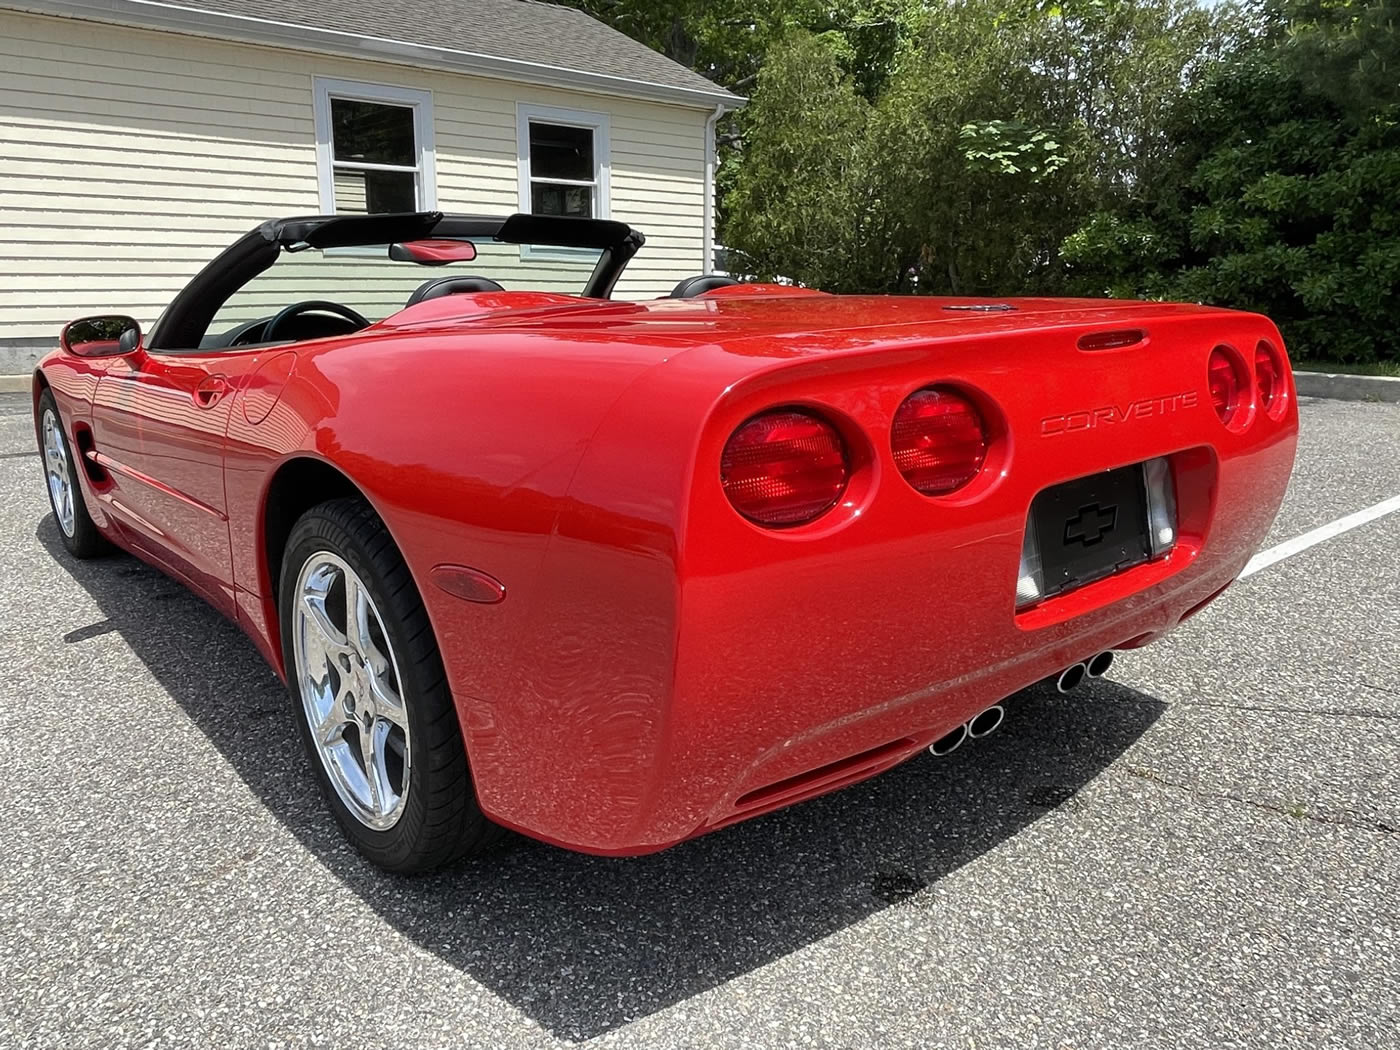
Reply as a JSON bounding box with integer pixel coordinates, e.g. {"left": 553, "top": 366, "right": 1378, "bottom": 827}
{"left": 9, "top": 0, "right": 746, "bottom": 109}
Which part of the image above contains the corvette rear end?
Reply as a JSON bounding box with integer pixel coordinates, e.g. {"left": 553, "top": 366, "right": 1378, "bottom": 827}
{"left": 457, "top": 295, "right": 1298, "bottom": 853}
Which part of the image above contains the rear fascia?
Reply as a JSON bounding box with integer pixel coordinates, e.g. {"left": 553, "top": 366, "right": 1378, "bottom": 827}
{"left": 464, "top": 309, "right": 1297, "bottom": 853}
{"left": 661, "top": 312, "right": 1296, "bottom": 846}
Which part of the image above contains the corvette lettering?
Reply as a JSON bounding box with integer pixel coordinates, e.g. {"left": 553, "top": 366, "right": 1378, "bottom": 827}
{"left": 1040, "top": 390, "right": 1199, "bottom": 435}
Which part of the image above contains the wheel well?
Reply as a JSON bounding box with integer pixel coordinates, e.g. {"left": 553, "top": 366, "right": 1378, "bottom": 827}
{"left": 262, "top": 457, "right": 363, "bottom": 609}
{"left": 32, "top": 370, "right": 49, "bottom": 412}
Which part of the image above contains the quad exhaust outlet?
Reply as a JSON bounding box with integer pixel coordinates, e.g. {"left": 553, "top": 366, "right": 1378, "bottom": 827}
{"left": 968, "top": 704, "right": 1005, "bottom": 738}
{"left": 1055, "top": 651, "right": 1115, "bottom": 693}
{"left": 929, "top": 650, "right": 1116, "bottom": 758}
{"left": 929, "top": 722, "right": 968, "bottom": 757}
{"left": 1056, "top": 663, "right": 1086, "bottom": 693}
{"left": 1086, "top": 650, "right": 1114, "bottom": 678}
{"left": 929, "top": 703, "right": 1005, "bottom": 757}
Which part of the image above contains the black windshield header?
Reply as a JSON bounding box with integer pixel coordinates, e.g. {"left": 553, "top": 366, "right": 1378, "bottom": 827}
{"left": 259, "top": 211, "right": 641, "bottom": 253}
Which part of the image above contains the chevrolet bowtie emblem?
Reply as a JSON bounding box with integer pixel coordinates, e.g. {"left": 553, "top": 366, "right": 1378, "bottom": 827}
{"left": 1064, "top": 503, "right": 1118, "bottom": 547}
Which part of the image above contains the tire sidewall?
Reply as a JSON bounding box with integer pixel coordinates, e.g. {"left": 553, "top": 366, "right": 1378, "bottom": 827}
{"left": 36, "top": 390, "right": 102, "bottom": 557}
{"left": 278, "top": 506, "right": 453, "bottom": 869}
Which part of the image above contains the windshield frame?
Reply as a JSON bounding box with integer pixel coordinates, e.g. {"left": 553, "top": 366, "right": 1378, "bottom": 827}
{"left": 146, "top": 211, "right": 645, "bottom": 351}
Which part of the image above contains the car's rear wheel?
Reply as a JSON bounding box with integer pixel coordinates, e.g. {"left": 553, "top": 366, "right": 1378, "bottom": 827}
{"left": 279, "top": 498, "right": 500, "bottom": 872}
{"left": 36, "top": 390, "right": 108, "bottom": 559}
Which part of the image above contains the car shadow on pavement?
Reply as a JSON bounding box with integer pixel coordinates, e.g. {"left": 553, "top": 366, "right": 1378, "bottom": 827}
{"left": 40, "top": 519, "right": 1167, "bottom": 1042}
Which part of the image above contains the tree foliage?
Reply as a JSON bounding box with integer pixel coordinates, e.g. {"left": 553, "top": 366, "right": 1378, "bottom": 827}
{"left": 555, "top": 0, "right": 923, "bottom": 95}
{"left": 725, "top": 0, "right": 1221, "bottom": 295}
{"left": 1064, "top": 1, "right": 1400, "bottom": 362}
{"left": 574, "top": 0, "right": 1400, "bottom": 363}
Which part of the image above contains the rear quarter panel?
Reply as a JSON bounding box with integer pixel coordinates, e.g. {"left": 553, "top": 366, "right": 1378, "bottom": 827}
{"left": 221, "top": 326, "right": 689, "bottom": 686}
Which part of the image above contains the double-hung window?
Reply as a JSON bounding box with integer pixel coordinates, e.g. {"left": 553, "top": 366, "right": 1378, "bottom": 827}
{"left": 314, "top": 78, "right": 437, "bottom": 214}
{"left": 517, "top": 104, "right": 610, "bottom": 220}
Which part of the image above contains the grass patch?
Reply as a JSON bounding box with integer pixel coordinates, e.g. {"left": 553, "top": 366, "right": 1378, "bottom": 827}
{"left": 1294, "top": 359, "right": 1400, "bottom": 378}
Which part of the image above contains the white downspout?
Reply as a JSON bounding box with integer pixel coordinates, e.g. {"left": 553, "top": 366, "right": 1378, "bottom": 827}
{"left": 702, "top": 102, "right": 726, "bottom": 274}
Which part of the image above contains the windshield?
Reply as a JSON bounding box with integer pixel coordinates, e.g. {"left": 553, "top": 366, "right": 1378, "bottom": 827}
{"left": 149, "top": 212, "right": 642, "bottom": 352}
{"left": 207, "top": 240, "right": 602, "bottom": 340}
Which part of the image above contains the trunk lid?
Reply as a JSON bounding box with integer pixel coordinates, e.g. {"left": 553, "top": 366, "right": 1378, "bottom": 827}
{"left": 384, "top": 291, "right": 1232, "bottom": 353}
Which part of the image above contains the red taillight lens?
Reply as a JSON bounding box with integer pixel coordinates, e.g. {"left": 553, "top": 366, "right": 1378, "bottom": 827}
{"left": 720, "top": 409, "right": 849, "bottom": 527}
{"left": 1255, "top": 341, "right": 1284, "bottom": 417}
{"left": 1207, "top": 346, "right": 1247, "bottom": 427}
{"left": 891, "top": 387, "right": 989, "bottom": 496}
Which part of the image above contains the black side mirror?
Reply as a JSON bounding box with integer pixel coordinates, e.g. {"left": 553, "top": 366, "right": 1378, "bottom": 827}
{"left": 61, "top": 315, "right": 143, "bottom": 358}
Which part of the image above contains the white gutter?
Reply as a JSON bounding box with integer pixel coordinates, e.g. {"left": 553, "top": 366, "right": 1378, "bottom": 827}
{"left": 702, "top": 102, "right": 727, "bottom": 274}
{"left": 10, "top": 0, "right": 745, "bottom": 110}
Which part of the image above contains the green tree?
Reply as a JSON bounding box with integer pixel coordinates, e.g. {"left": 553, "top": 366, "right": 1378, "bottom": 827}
{"left": 871, "top": 1, "right": 1089, "bottom": 294}
{"left": 1286, "top": 0, "right": 1400, "bottom": 114}
{"left": 1064, "top": 0, "right": 1400, "bottom": 363}
{"left": 723, "top": 0, "right": 1220, "bottom": 294}
{"left": 557, "top": 0, "right": 922, "bottom": 96}
{"left": 720, "top": 34, "right": 895, "bottom": 291}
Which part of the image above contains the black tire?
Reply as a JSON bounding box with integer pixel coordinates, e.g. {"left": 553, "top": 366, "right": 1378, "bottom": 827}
{"left": 36, "top": 389, "right": 109, "bottom": 559}
{"left": 279, "top": 497, "right": 500, "bottom": 872}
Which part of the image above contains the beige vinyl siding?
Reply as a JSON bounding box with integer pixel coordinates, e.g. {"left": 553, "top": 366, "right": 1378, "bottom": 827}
{"left": 330, "top": 173, "right": 370, "bottom": 215}
{"left": 0, "top": 10, "right": 711, "bottom": 344}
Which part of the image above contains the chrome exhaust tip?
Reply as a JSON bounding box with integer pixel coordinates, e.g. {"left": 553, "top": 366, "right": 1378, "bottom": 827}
{"left": 967, "top": 705, "right": 1005, "bottom": 739}
{"left": 1056, "top": 663, "right": 1087, "bottom": 693}
{"left": 929, "top": 723, "right": 968, "bottom": 757}
{"left": 1085, "top": 651, "right": 1115, "bottom": 678}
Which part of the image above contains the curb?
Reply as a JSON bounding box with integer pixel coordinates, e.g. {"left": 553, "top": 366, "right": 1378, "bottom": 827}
{"left": 1294, "top": 370, "right": 1400, "bottom": 403}
{"left": 0, "top": 375, "right": 31, "bottom": 394}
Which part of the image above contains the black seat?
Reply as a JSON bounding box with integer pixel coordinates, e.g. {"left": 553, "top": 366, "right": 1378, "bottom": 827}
{"left": 668, "top": 274, "right": 739, "bottom": 298}
{"left": 406, "top": 275, "right": 505, "bottom": 307}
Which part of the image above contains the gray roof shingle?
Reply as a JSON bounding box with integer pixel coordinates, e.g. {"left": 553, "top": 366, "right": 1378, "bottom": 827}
{"left": 129, "top": 0, "right": 737, "bottom": 103}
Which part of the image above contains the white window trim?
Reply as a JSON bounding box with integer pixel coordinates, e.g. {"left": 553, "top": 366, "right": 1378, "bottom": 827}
{"left": 314, "top": 77, "right": 438, "bottom": 214}
{"left": 517, "top": 102, "right": 611, "bottom": 259}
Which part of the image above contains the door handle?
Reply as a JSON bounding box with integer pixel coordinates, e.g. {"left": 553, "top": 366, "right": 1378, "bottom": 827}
{"left": 193, "top": 375, "right": 228, "bottom": 408}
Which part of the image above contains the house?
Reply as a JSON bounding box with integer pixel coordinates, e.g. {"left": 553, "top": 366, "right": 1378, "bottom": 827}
{"left": 0, "top": 0, "right": 741, "bottom": 374}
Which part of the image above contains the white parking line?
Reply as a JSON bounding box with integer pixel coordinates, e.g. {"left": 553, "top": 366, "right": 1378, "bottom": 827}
{"left": 1240, "top": 493, "right": 1400, "bottom": 578}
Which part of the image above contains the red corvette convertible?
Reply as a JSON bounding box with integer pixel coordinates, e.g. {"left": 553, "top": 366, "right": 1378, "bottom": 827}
{"left": 34, "top": 211, "right": 1298, "bottom": 872}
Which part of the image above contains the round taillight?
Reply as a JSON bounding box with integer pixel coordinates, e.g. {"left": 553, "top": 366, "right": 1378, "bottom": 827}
{"left": 720, "top": 409, "right": 849, "bottom": 527}
{"left": 891, "top": 386, "right": 989, "bottom": 496}
{"left": 1207, "top": 346, "right": 1249, "bottom": 428}
{"left": 1255, "top": 341, "right": 1285, "bottom": 418}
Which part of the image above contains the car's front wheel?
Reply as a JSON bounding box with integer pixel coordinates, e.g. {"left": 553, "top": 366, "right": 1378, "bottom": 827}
{"left": 279, "top": 498, "right": 499, "bottom": 872}
{"left": 36, "top": 389, "right": 108, "bottom": 559}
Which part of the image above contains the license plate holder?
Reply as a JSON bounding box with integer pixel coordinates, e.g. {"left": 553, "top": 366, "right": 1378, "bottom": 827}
{"left": 1030, "top": 465, "right": 1152, "bottom": 599}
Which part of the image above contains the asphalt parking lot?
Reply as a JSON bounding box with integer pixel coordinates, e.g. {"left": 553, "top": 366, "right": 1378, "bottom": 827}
{"left": 2, "top": 390, "right": 1397, "bottom": 1050}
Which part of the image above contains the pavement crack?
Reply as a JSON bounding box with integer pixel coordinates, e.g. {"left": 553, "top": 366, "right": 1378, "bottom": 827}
{"left": 1120, "top": 765, "right": 1399, "bottom": 836}
{"left": 1360, "top": 678, "right": 1400, "bottom": 698}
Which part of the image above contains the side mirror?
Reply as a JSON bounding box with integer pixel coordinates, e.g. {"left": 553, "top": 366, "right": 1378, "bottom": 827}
{"left": 61, "top": 315, "right": 142, "bottom": 358}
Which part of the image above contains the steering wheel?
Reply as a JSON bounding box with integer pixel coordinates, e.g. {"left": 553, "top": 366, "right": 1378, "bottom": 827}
{"left": 262, "top": 300, "right": 371, "bottom": 343}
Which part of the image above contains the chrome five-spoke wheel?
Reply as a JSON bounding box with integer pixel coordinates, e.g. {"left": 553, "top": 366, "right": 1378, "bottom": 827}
{"left": 280, "top": 498, "right": 497, "bottom": 872}
{"left": 41, "top": 408, "right": 75, "bottom": 538}
{"left": 292, "top": 551, "right": 411, "bottom": 830}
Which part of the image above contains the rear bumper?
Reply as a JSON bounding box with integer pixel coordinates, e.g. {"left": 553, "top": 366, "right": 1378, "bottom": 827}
{"left": 673, "top": 551, "right": 1238, "bottom": 846}
{"left": 470, "top": 435, "right": 1291, "bottom": 855}
{"left": 478, "top": 548, "right": 1244, "bottom": 856}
